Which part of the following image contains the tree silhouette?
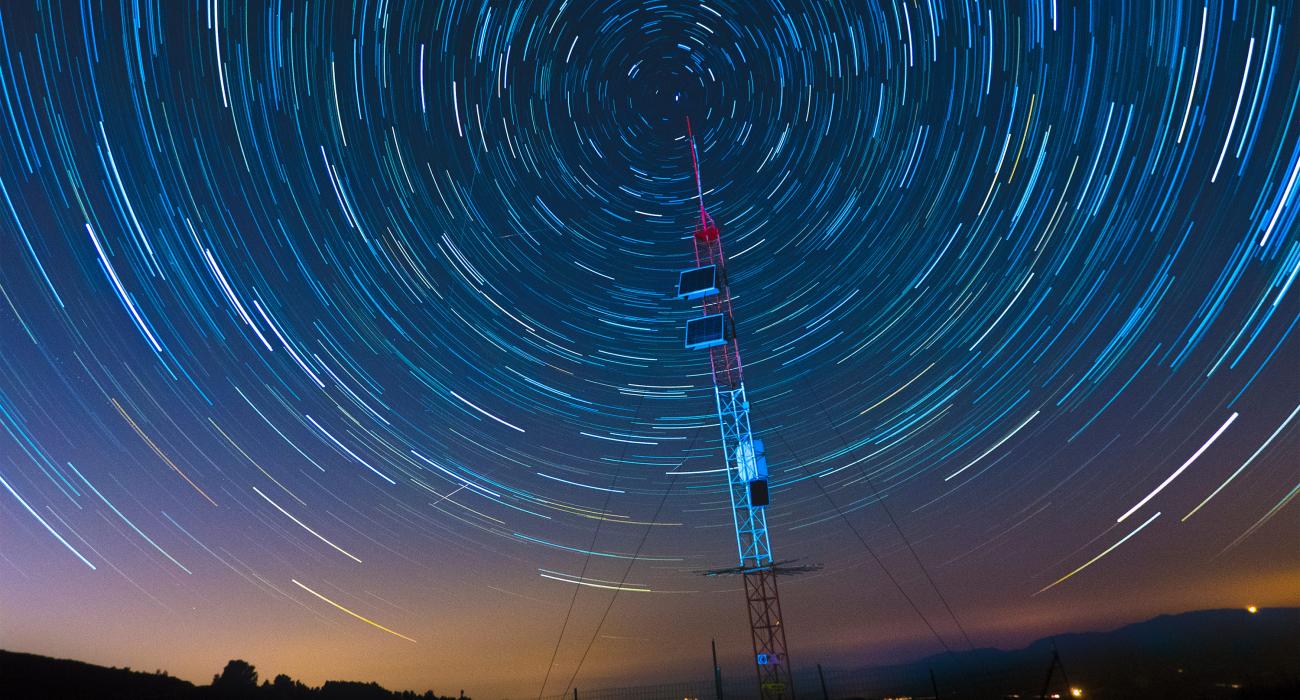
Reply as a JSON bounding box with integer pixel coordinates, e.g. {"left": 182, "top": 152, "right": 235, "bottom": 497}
{"left": 270, "top": 672, "right": 315, "bottom": 699}
{"left": 213, "top": 659, "right": 259, "bottom": 690}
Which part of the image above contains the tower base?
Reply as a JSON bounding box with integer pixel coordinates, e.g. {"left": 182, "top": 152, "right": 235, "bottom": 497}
{"left": 744, "top": 567, "right": 794, "bottom": 700}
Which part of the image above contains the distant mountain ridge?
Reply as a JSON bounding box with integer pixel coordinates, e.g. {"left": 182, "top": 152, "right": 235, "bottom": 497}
{"left": 797, "top": 607, "right": 1300, "bottom": 698}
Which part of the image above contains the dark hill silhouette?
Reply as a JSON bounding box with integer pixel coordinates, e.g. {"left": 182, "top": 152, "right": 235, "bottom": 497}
{"left": 0, "top": 653, "right": 466, "bottom": 700}
{"left": 0, "top": 650, "right": 195, "bottom": 699}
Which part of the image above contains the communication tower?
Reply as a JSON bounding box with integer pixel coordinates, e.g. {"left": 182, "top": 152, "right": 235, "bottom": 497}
{"left": 675, "top": 119, "right": 794, "bottom": 700}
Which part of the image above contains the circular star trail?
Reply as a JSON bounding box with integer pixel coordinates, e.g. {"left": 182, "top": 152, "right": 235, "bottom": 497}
{"left": 0, "top": 1, "right": 1296, "bottom": 695}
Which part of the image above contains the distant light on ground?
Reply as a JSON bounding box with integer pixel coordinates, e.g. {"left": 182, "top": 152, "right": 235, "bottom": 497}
{"left": 1247, "top": 605, "right": 1259, "bottom": 614}
{"left": 1070, "top": 687, "right": 1085, "bottom": 698}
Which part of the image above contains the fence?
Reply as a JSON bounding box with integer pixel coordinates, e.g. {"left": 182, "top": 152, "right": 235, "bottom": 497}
{"left": 536, "top": 655, "right": 1095, "bottom": 700}
{"left": 541, "top": 665, "right": 953, "bottom": 700}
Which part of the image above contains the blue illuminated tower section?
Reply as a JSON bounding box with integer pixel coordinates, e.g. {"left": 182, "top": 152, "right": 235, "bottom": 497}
{"left": 676, "top": 119, "right": 793, "bottom": 700}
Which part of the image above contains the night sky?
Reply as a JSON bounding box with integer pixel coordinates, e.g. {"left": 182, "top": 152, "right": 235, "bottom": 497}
{"left": 0, "top": 1, "right": 1297, "bottom": 698}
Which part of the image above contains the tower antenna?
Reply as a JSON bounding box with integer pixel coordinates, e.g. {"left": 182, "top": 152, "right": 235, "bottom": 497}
{"left": 686, "top": 118, "right": 708, "bottom": 230}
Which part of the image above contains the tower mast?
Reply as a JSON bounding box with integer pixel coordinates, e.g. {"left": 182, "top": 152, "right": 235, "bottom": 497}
{"left": 676, "top": 119, "right": 794, "bottom": 700}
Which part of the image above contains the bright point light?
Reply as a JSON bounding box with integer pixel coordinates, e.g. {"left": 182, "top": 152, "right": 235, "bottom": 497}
{"left": 1247, "top": 605, "right": 1258, "bottom": 614}
{"left": 1070, "top": 688, "right": 1084, "bottom": 698}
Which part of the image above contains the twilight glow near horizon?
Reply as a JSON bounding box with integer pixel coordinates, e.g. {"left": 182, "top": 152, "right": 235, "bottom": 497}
{"left": 0, "top": 1, "right": 1296, "bottom": 697}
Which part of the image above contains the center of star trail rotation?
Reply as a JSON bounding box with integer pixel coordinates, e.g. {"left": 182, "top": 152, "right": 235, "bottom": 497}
{"left": 0, "top": 1, "right": 1295, "bottom": 697}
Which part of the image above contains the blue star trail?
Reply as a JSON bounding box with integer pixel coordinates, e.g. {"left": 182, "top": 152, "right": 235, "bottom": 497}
{"left": 0, "top": 2, "right": 1295, "bottom": 695}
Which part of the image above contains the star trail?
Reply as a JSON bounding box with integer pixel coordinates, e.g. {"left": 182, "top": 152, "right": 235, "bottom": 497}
{"left": 0, "top": 1, "right": 1296, "bottom": 697}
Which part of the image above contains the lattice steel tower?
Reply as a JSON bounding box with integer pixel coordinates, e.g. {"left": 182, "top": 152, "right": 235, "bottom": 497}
{"left": 675, "top": 119, "right": 794, "bottom": 700}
